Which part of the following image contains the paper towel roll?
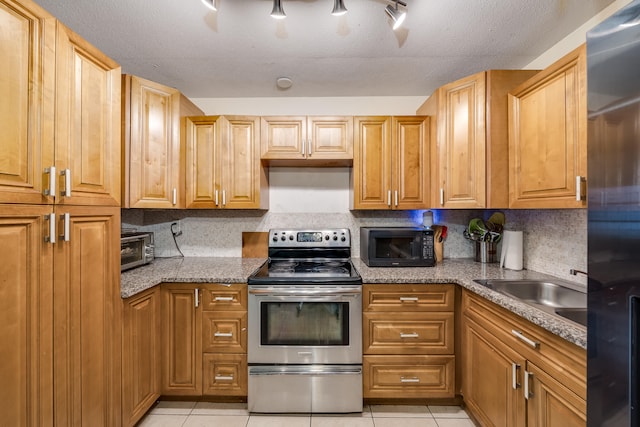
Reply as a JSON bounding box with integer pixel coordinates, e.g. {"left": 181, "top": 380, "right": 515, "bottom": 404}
{"left": 500, "top": 230, "right": 523, "bottom": 270}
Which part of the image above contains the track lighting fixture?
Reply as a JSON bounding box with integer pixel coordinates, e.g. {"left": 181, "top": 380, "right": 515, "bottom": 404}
{"left": 200, "top": 0, "right": 217, "bottom": 11}
{"left": 385, "top": 0, "right": 407, "bottom": 30}
{"left": 331, "top": 0, "right": 348, "bottom": 16}
{"left": 271, "top": 0, "right": 286, "bottom": 19}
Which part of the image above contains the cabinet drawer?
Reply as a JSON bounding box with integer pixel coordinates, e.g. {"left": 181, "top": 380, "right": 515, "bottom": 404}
{"left": 202, "top": 312, "right": 247, "bottom": 353}
{"left": 364, "top": 312, "right": 454, "bottom": 354}
{"left": 363, "top": 284, "right": 454, "bottom": 311}
{"left": 203, "top": 353, "right": 247, "bottom": 396}
{"left": 201, "top": 284, "right": 247, "bottom": 311}
{"left": 363, "top": 355, "right": 455, "bottom": 398}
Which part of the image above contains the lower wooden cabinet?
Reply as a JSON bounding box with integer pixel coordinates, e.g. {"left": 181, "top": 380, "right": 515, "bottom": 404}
{"left": 362, "top": 284, "right": 456, "bottom": 399}
{"left": 122, "top": 287, "right": 161, "bottom": 427}
{"left": 461, "top": 290, "right": 586, "bottom": 427}
{"left": 203, "top": 353, "right": 247, "bottom": 396}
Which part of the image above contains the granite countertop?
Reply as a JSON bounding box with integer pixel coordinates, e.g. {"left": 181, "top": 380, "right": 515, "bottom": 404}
{"left": 121, "top": 256, "right": 587, "bottom": 349}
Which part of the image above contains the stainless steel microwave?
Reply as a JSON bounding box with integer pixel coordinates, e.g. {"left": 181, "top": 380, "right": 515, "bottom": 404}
{"left": 360, "top": 227, "right": 435, "bottom": 267}
{"left": 121, "top": 232, "right": 154, "bottom": 271}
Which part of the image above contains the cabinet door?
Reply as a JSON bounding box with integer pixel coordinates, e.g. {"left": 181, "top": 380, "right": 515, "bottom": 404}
{"left": 526, "top": 362, "right": 586, "bottom": 427}
{"left": 185, "top": 116, "right": 221, "bottom": 208}
{"left": 55, "top": 22, "right": 121, "bottom": 206}
{"left": 463, "top": 317, "right": 526, "bottom": 427}
{"left": 437, "top": 72, "right": 487, "bottom": 208}
{"left": 392, "top": 116, "right": 430, "bottom": 209}
{"left": 509, "top": 46, "right": 587, "bottom": 208}
{"left": 220, "top": 116, "right": 264, "bottom": 209}
{"left": 161, "top": 285, "right": 202, "bottom": 396}
{"left": 122, "top": 287, "right": 161, "bottom": 427}
{"left": 53, "top": 206, "right": 121, "bottom": 427}
{"left": 260, "top": 116, "right": 306, "bottom": 159}
{"left": 0, "top": 204, "right": 54, "bottom": 426}
{"left": 203, "top": 353, "right": 247, "bottom": 397}
{"left": 124, "top": 75, "right": 181, "bottom": 208}
{"left": 0, "top": 0, "right": 55, "bottom": 205}
{"left": 308, "top": 116, "right": 353, "bottom": 159}
{"left": 353, "top": 116, "right": 392, "bottom": 209}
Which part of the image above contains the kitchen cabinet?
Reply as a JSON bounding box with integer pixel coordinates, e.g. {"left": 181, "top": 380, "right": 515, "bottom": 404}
{"left": 122, "top": 287, "right": 161, "bottom": 427}
{"left": 0, "top": 5, "right": 120, "bottom": 207}
{"left": 421, "top": 70, "right": 537, "bottom": 208}
{"left": 362, "top": 284, "right": 455, "bottom": 399}
{"left": 260, "top": 116, "right": 353, "bottom": 165}
{"left": 122, "top": 75, "right": 204, "bottom": 209}
{"left": 352, "top": 116, "right": 430, "bottom": 210}
{"left": 508, "top": 45, "right": 587, "bottom": 208}
{"left": 461, "top": 290, "right": 586, "bottom": 427}
{"left": 185, "top": 116, "right": 268, "bottom": 209}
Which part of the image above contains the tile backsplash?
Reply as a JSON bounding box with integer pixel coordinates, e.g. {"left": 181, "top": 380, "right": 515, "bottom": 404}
{"left": 122, "top": 208, "right": 587, "bottom": 287}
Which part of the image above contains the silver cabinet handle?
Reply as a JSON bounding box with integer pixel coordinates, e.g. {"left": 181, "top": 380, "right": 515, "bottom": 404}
{"left": 394, "top": 190, "right": 398, "bottom": 207}
{"left": 44, "top": 166, "right": 56, "bottom": 197}
{"left": 399, "top": 296, "right": 419, "bottom": 302}
{"left": 214, "top": 375, "right": 234, "bottom": 381}
{"left": 576, "top": 176, "right": 586, "bottom": 201}
{"left": 60, "top": 168, "right": 71, "bottom": 197}
{"left": 61, "top": 212, "right": 70, "bottom": 242}
{"left": 440, "top": 188, "right": 444, "bottom": 206}
{"left": 215, "top": 296, "right": 234, "bottom": 301}
{"left": 387, "top": 190, "right": 391, "bottom": 207}
{"left": 511, "top": 329, "right": 539, "bottom": 349}
{"left": 308, "top": 138, "right": 312, "bottom": 157}
{"left": 400, "top": 377, "right": 420, "bottom": 383}
{"left": 214, "top": 332, "right": 233, "bottom": 337}
{"left": 215, "top": 190, "right": 219, "bottom": 206}
{"left": 524, "top": 371, "right": 533, "bottom": 400}
{"left": 46, "top": 213, "right": 56, "bottom": 243}
{"left": 172, "top": 188, "right": 177, "bottom": 205}
{"left": 400, "top": 332, "right": 419, "bottom": 339}
{"left": 512, "top": 363, "right": 520, "bottom": 390}
{"left": 222, "top": 190, "right": 226, "bottom": 206}
{"left": 302, "top": 139, "right": 306, "bottom": 156}
{"left": 195, "top": 288, "right": 199, "bottom": 308}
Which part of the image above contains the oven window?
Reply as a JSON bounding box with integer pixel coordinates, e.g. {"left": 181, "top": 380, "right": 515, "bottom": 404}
{"left": 260, "top": 302, "right": 349, "bottom": 346}
{"left": 121, "top": 240, "right": 144, "bottom": 265}
{"left": 376, "top": 237, "right": 416, "bottom": 259}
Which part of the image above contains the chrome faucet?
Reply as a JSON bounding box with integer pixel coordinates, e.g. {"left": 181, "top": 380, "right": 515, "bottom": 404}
{"left": 569, "top": 269, "right": 588, "bottom": 276}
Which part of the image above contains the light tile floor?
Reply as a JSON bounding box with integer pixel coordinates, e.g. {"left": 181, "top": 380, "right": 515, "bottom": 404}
{"left": 138, "top": 401, "right": 475, "bottom": 427}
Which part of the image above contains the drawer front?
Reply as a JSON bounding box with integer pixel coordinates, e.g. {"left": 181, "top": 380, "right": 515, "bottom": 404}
{"left": 364, "top": 312, "right": 454, "bottom": 354}
{"left": 202, "top": 311, "right": 247, "bottom": 353}
{"left": 363, "top": 355, "right": 455, "bottom": 398}
{"left": 201, "top": 284, "right": 247, "bottom": 311}
{"left": 363, "top": 284, "right": 455, "bottom": 311}
{"left": 203, "top": 353, "right": 247, "bottom": 396}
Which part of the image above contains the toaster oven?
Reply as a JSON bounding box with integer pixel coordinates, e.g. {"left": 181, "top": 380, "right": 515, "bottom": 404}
{"left": 121, "top": 232, "right": 154, "bottom": 271}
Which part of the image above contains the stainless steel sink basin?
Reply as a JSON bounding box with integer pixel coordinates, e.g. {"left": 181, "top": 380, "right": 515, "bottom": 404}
{"left": 473, "top": 279, "right": 587, "bottom": 326}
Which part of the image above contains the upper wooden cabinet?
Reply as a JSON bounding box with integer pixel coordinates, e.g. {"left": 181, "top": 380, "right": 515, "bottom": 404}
{"left": 0, "top": 4, "right": 120, "bottom": 207}
{"left": 508, "top": 45, "right": 587, "bottom": 208}
{"left": 185, "top": 116, "right": 268, "bottom": 209}
{"left": 352, "top": 116, "right": 430, "bottom": 210}
{"left": 421, "top": 70, "right": 538, "bottom": 209}
{"left": 122, "top": 75, "right": 203, "bottom": 209}
{"left": 261, "top": 116, "right": 353, "bottom": 165}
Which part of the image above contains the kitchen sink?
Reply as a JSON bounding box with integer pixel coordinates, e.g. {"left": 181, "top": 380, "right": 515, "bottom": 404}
{"left": 473, "top": 279, "right": 587, "bottom": 326}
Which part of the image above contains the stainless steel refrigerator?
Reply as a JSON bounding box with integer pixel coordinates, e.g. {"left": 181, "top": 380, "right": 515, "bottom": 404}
{"left": 587, "top": 1, "right": 640, "bottom": 425}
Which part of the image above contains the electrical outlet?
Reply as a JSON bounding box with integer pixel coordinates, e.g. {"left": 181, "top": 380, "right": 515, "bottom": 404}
{"left": 171, "top": 221, "right": 182, "bottom": 236}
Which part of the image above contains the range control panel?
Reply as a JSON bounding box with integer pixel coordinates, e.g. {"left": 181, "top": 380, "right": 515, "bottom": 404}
{"left": 268, "top": 229, "right": 351, "bottom": 248}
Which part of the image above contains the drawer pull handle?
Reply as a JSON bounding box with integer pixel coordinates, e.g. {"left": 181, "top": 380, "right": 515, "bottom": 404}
{"left": 512, "top": 363, "right": 521, "bottom": 390}
{"left": 214, "top": 332, "right": 233, "bottom": 337}
{"left": 400, "top": 332, "right": 419, "bottom": 339}
{"left": 400, "top": 377, "right": 420, "bottom": 383}
{"left": 215, "top": 375, "right": 234, "bottom": 381}
{"left": 215, "top": 296, "right": 234, "bottom": 301}
{"left": 511, "top": 329, "right": 539, "bottom": 349}
{"left": 399, "top": 297, "right": 419, "bottom": 302}
{"left": 524, "top": 371, "right": 533, "bottom": 400}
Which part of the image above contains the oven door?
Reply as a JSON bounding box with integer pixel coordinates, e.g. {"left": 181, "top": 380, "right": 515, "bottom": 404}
{"left": 248, "top": 285, "right": 362, "bottom": 364}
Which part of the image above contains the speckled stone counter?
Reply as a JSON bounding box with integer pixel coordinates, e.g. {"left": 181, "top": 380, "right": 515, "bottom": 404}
{"left": 121, "top": 257, "right": 586, "bottom": 349}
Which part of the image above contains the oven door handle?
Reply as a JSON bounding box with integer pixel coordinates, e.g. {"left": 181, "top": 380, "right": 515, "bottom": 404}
{"left": 249, "top": 289, "right": 361, "bottom": 297}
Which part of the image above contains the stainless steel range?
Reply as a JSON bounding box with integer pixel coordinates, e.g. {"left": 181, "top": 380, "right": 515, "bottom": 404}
{"left": 247, "top": 228, "right": 363, "bottom": 413}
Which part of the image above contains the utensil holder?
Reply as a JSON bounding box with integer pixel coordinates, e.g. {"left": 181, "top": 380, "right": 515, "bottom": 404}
{"left": 475, "top": 241, "right": 497, "bottom": 263}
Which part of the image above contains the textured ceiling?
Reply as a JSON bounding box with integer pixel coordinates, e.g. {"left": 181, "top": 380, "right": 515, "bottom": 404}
{"left": 33, "top": 0, "right": 617, "bottom": 98}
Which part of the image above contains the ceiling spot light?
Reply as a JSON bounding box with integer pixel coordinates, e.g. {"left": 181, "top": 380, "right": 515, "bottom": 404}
{"left": 385, "top": 0, "right": 407, "bottom": 30}
{"left": 271, "top": 0, "right": 286, "bottom": 19}
{"left": 276, "top": 77, "right": 293, "bottom": 89}
{"left": 201, "top": 0, "right": 217, "bottom": 11}
{"left": 331, "top": 0, "right": 348, "bottom": 16}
